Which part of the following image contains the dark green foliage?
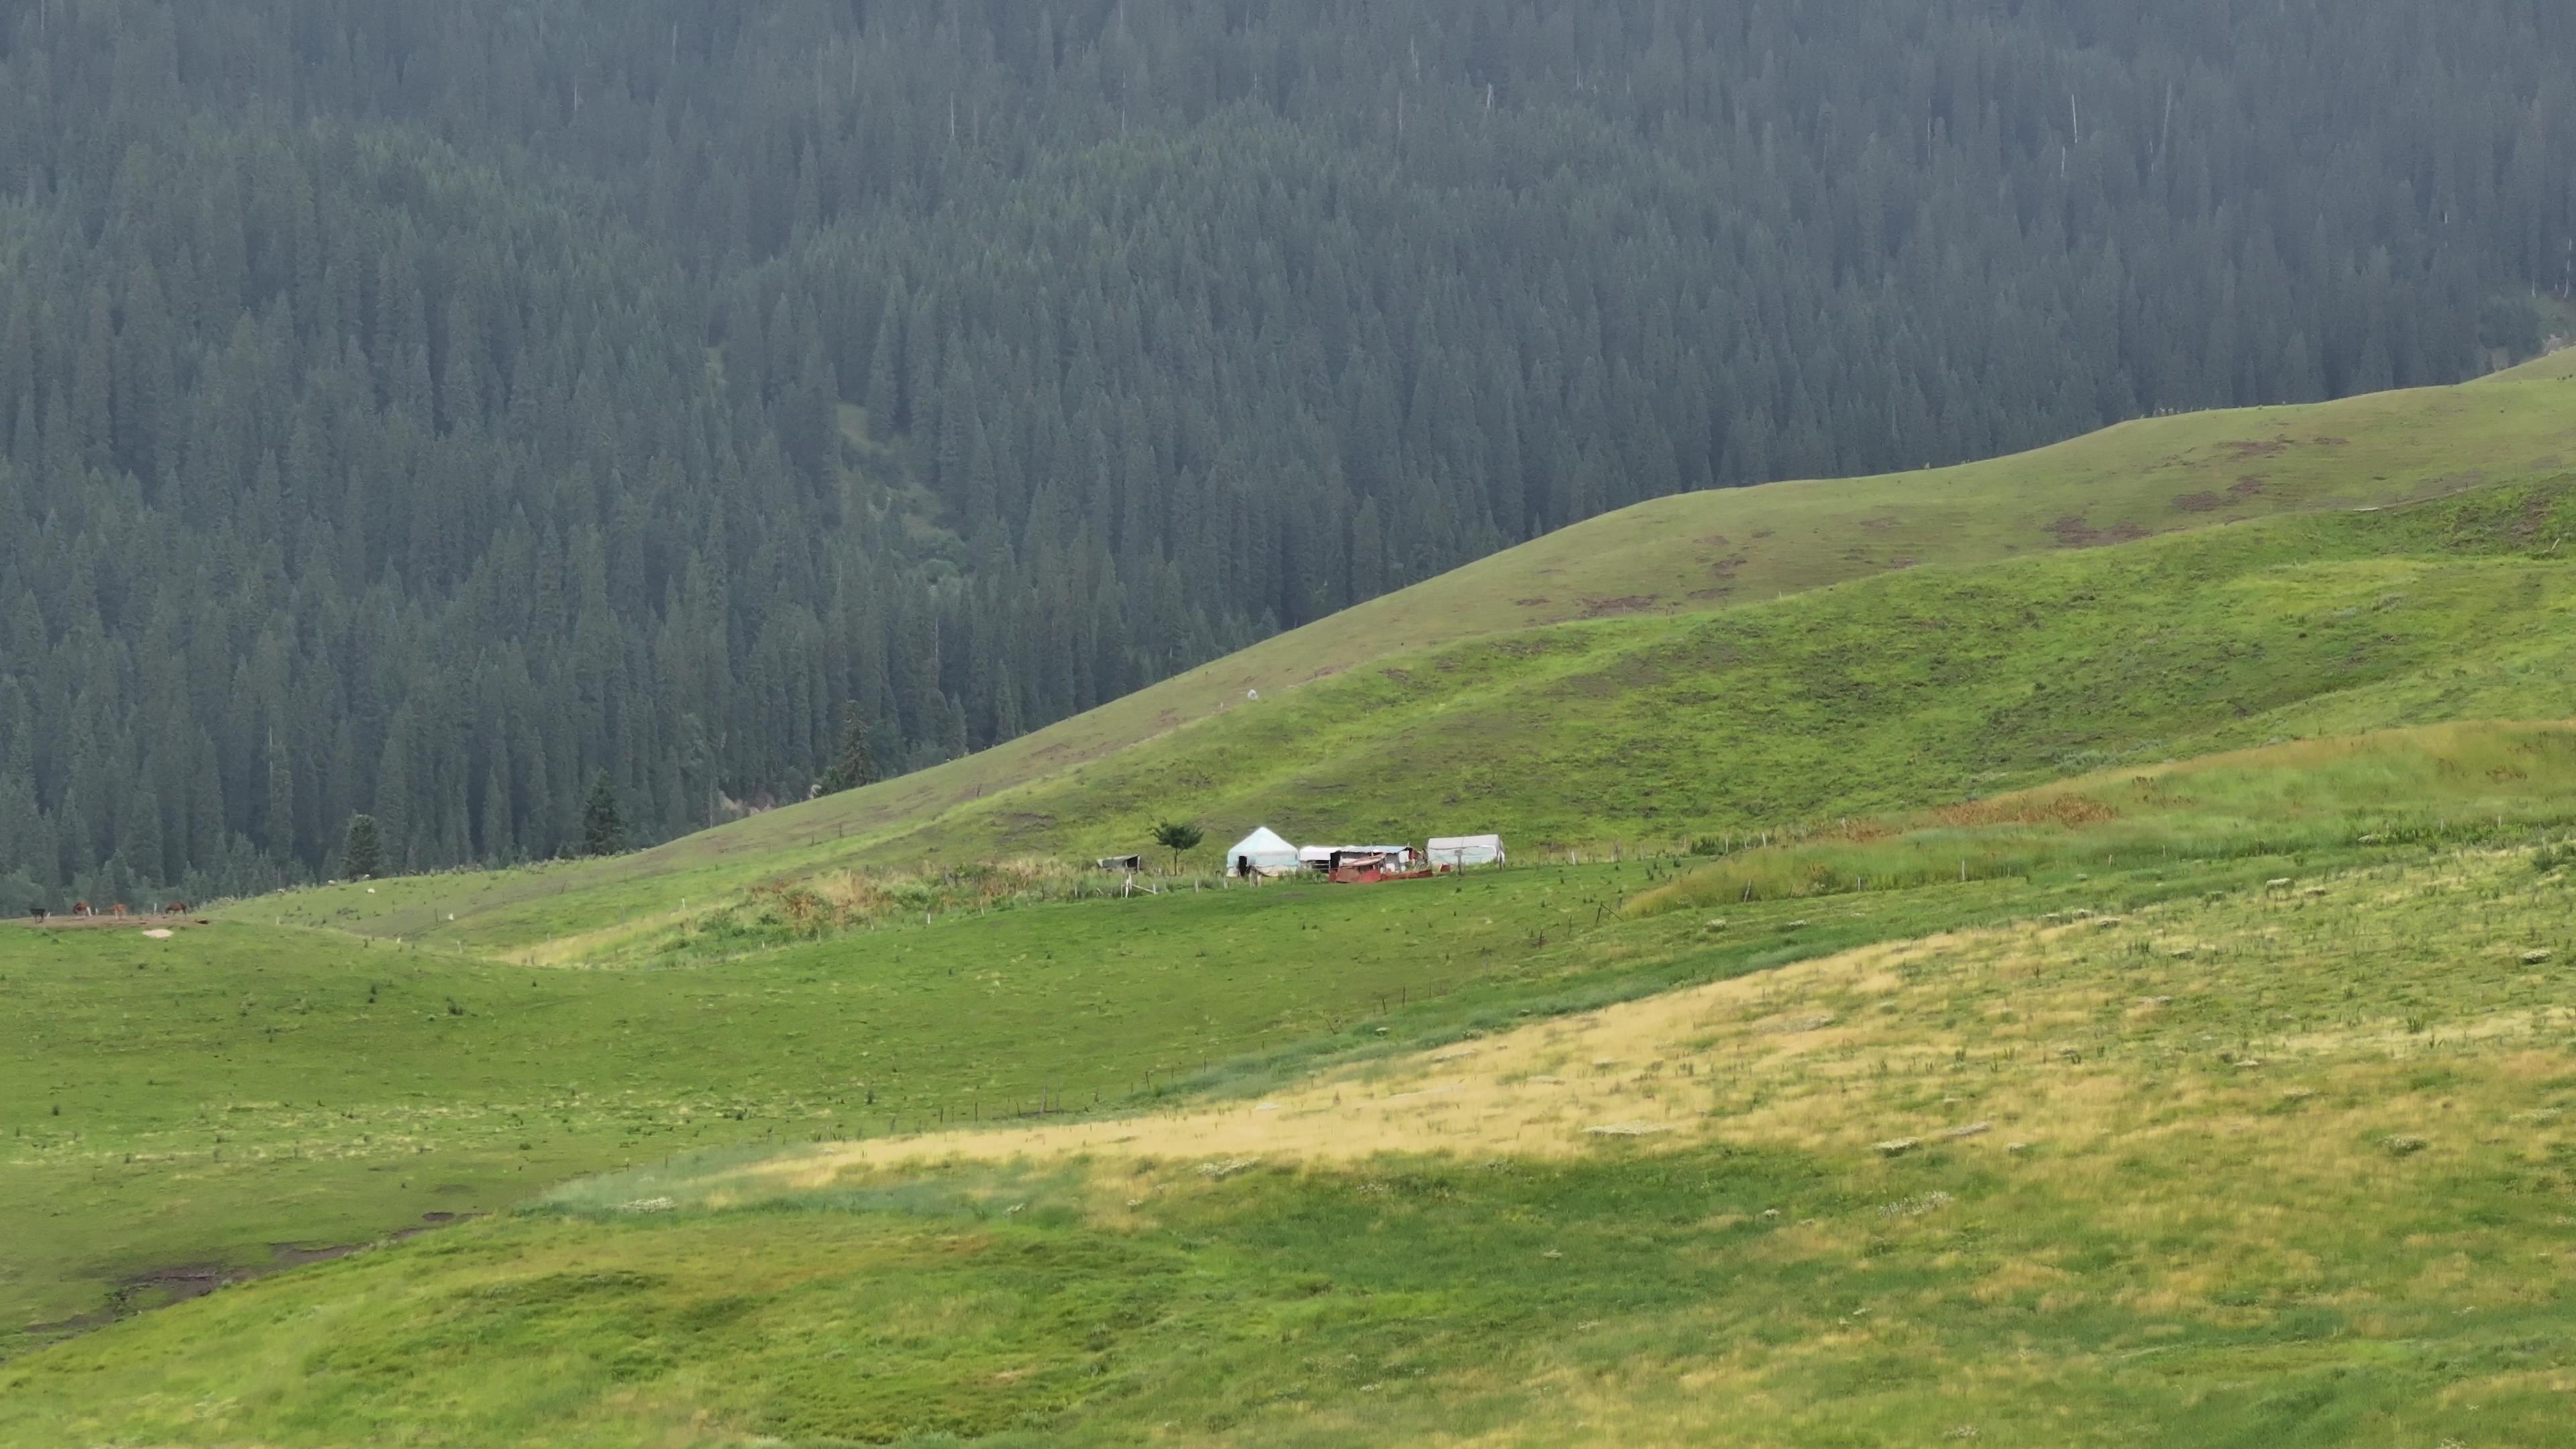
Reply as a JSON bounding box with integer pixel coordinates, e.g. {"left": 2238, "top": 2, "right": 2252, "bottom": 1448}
{"left": 1150, "top": 820, "right": 1206, "bottom": 870}
{"left": 341, "top": 814, "right": 384, "bottom": 882}
{"left": 581, "top": 773, "right": 625, "bottom": 859}
{"left": 0, "top": 0, "right": 2571, "bottom": 900}
{"left": 816, "top": 707, "right": 877, "bottom": 797}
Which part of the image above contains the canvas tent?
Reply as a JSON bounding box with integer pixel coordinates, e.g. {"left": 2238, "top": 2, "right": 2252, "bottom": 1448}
{"left": 1226, "top": 826, "right": 1302, "bottom": 877}
{"left": 1427, "top": 834, "right": 1505, "bottom": 868}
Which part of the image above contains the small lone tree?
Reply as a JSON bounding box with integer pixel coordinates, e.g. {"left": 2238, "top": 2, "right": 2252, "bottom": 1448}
{"left": 582, "top": 770, "right": 625, "bottom": 857}
{"left": 341, "top": 813, "right": 384, "bottom": 880}
{"left": 818, "top": 704, "right": 878, "bottom": 796}
{"left": 1150, "top": 820, "right": 1205, "bottom": 872}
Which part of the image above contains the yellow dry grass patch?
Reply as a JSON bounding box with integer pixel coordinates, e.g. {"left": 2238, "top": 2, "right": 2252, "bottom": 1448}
{"left": 711, "top": 932, "right": 1964, "bottom": 1201}
{"left": 747, "top": 902, "right": 2473, "bottom": 1196}
{"left": 702, "top": 912, "right": 2451, "bottom": 1205}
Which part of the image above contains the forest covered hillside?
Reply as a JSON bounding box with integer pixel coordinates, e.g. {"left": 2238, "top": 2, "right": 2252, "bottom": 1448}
{"left": 4, "top": 0, "right": 2575, "bottom": 908}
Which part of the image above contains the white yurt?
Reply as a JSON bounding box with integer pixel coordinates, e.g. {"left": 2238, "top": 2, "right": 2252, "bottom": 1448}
{"left": 1428, "top": 834, "right": 1506, "bottom": 868}
{"left": 1225, "top": 826, "right": 1302, "bottom": 877}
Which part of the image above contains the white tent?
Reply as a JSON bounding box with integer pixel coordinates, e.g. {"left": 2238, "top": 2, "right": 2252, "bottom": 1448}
{"left": 1226, "top": 826, "right": 1302, "bottom": 877}
{"left": 1428, "top": 834, "right": 1505, "bottom": 868}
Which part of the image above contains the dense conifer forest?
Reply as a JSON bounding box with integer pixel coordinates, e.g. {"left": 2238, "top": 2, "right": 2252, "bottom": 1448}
{"left": 1, "top": 0, "right": 2571, "bottom": 905}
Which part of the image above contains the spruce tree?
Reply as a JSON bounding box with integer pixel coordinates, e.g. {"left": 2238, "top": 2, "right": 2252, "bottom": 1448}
{"left": 341, "top": 814, "right": 384, "bottom": 881}
{"left": 581, "top": 771, "right": 625, "bottom": 857}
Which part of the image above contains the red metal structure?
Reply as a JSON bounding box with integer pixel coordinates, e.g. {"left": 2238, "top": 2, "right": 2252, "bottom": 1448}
{"left": 1326, "top": 853, "right": 1436, "bottom": 885}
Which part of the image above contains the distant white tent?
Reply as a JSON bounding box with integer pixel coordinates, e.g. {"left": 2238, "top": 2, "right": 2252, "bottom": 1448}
{"left": 1428, "top": 834, "right": 1506, "bottom": 868}
{"left": 1226, "top": 826, "right": 1302, "bottom": 877}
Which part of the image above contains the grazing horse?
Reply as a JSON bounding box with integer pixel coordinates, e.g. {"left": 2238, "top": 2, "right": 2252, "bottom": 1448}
{"left": 28, "top": 906, "right": 46, "bottom": 922}
{"left": 110, "top": 903, "right": 129, "bottom": 918}
{"left": 71, "top": 900, "right": 91, "bottom": 917}
{"left": 163, "top": 901, "right": 189, "bottom": 916}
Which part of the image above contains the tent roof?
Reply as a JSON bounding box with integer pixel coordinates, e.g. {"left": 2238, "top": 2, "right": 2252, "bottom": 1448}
{"left": 1228, "top": 826, "right": 1298, "bottom": 857}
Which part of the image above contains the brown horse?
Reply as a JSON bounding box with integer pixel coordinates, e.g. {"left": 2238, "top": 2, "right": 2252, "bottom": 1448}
{"left": 110, "top": 903, "right": 129, "bottom": 918}
{"left": 71, "top": 900, "right": 91, "bottom": 917}
{"left": 163, "top": 901, "right": 189, "bottom": 916}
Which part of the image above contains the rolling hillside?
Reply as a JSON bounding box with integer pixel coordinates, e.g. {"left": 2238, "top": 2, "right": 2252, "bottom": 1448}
{"left": 260, "top": 356, "right": 2576, "bottom": 953}
{"left": 274, "top": 479, "right": 2576, "bottom": 959}
{"left": 11, "top": 728, "right": 2576, "bottom": 1443}
{"left": 15, "top": 366, "right": 2576, "bottom": 1440}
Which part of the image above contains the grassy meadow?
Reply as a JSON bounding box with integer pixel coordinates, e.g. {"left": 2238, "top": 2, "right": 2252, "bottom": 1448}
{"left": 18, "top": 729, "right": 2483, "bottom": 1364}
{"left": 0, "top": 867, "right": 1620, "bottom": 1352}
{"left": 9, "top": 835, "right": 2572, "bottom": 1444}
{"left": 254, "top": 356, "right": 2576, "bottom": 950}
{"left": 23, "top": 858, "right": 2071, "bottom": 1356}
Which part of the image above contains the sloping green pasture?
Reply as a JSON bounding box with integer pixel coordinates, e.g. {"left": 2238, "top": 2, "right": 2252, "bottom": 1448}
{"left": 11, "top": 840, "right": 2573, "bottom": 1446}
{"left": 32, "top": 707, "right": 2557, "bottom": 1362}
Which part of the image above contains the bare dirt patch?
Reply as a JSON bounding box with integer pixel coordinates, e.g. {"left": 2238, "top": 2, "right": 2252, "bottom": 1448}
{"left": 122, "top": 1266, "right": 227, "bottom": 1309}
{"left": 268, "top": 1243, "right": 362, "bottom": 1269}
{"left": 1578, "top": 595, "right": 1658, "bottom": 619}
{"left": 28, "top": 1212, "right": 484, "bottom": 1346}
{"left": 2045, "top": 515, "right": 2110, "bottom": 547}
{"left": 2514, "top": 490, "right": 2561, "bottom": 543}
{"left": 2173, "top": 492, "right": 2226, "bottom": 513}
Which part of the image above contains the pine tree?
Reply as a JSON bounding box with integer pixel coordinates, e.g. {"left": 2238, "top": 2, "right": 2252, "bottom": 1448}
{"left": 341, "top": 813, "right": 384, "bottom": 880}
{"left": 581, "top": 770, "right": 625, "bottom": 857}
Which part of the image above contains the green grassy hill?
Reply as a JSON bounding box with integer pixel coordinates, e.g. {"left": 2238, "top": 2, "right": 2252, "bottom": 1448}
{"left": 279, "top": 469, "right": 2576, "bottom": 961}
{"left": 9, "top": 724, "right": 2576, "bottom": 1443}
{"left": 257, "top": 356, "right": 2576, "bottom": 953}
